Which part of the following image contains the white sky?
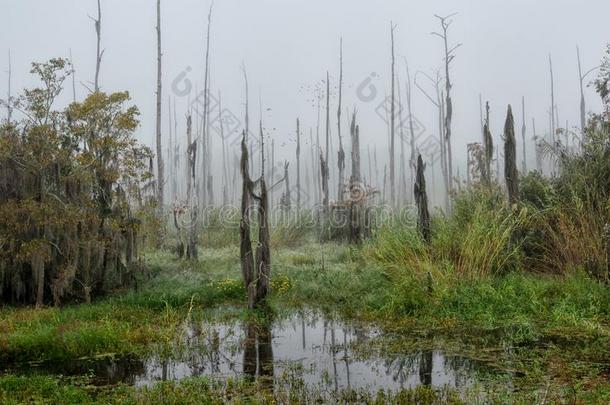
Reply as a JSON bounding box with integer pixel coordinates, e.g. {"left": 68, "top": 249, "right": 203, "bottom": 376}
{"left": 1, "top": 0, "right": 609, "bottom": 193}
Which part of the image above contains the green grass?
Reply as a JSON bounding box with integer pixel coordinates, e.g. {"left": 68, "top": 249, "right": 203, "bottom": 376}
{"left": 2, "top": 234, "right": 610, "bottom": 403}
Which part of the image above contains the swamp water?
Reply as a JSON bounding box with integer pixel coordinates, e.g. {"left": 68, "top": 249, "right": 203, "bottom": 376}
{"left": 3, "top": 311, "right": 505, "bottom": 397}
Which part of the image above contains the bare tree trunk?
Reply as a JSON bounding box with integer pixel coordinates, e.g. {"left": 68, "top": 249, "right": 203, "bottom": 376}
{"left": 201, "top": 4, "right": 213, "bottom": 208}
{"left": 521, "top": 96, "right": 527, "bottom": 173}
{"left": 349, "top": 111, "right": 362, "bottom": 243}
{"left": 414, "top": 154, "right": 431, "bottom": 243}
{"left": 93, "top": 0, "right": 103, "bottom": 92}
{"left": 6, "top": 49, "right": 12, "bottom": 123}
{"left": 433, "top": 14, "right": 461, "bottom": 208}
{"left": 389, "top": 23, "right": 397, "bottom": 207}
{"left": 186, "top": 114, "right": 198, "bottom": 260}
{"left": 33, "top": 253, "right": 45, "bottom": 308}
{"left": 253, "top": 121, "right": 271, "bottom": 308}
{"left": 397, "top": 73, "right": 407, "bottom": 206}
{"left": 367, "top": 145, "right": 372, "bottom": 188}
{"left": 296, "top": 118, "right": 301, "bottom": 215}
{"left": 324, "top": 71, "right": 330, "bottom": 214}
{"left": 549, "top": 54, "right": 556, "bottom": 145}
{"left": 533, "top": 118, "right": 543, "bottom": 173}
{"left": 405, "top": 61, "right": 416, "bottom": 205}
{"left": 281, "top": 161, "right": 291, "bottom": 214}
{"left": 504, "top": 105, "right": 519, "bottom": 205}
{"left": 577, "top": 46, "right": 586, "bottom": 133}
{"left": 336, "top": 39, "right": 346, "bottom": 202}
{"left": 155, "top": 0, "right": 164, "bottom": 212}
{"left": 482, "top": 101, "right": 494, "bottom": 187}
{"left": 219, "top": 91, "right": 228, "bottom": 206}
{"left": 240, "top": 131, "right": 255, "bottom": 304}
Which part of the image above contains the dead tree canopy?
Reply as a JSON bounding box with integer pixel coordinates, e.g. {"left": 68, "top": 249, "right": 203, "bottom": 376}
{"left": 504, "top": 105, "right": 519, "bottom": 204}
{"left": 414, "top": 154, "right": 431, "bottom": 243}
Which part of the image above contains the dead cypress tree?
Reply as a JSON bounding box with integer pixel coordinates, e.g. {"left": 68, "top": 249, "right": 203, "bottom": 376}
{"left": 6, "top": 50, "right": 12, "bottom": 123}
{"left": 414, "top": 154, "right": 431, "bottom": 243}
{"left": 186, "top": 114, "right": 198, "bottom": 260}
{"left": 482, "top": 102, "right": 493, "bottom": 186}
{"left": 219, "top": 91, "right": 228, "bottom": 206}
{"left": 155, "top": 0, "right": 164, "bottom": 212}
{"left": 323, "top": 71, "right": 330, "bottom": 214}
{"left": 336, "top": 39, "right": 346, "bottom": 202}
{"left": 92, "top": 0, "right": 103, "bottom": 92}
{"left": 549, "top": 54, "right": 556, "bottom": 144}
{"left": 239, "top": 125, "right": 271, "bottom": 309}
{"left": 349, "top": 111, "right": 363, "bottom": 243}
{"left": 201, "top": 3, "right": 213, "bottom": 207}
{"left": 281, "top": 161, "right": 291, "bottom": 214}
{"left": 296, "top": 118, "right": 301, "bottom": 215}
{"left": 521, "top": 97, "right": 527, "bottom": 173}
{"left": 504, "top": 105, "right": 519, "bottom": 204}
{"left": 405, "top": 59, "right": 416, "bottom": 204}
{"left": 320, "top": 152, "right": 329, "bottom": 237}
{"left": 389, "top": 22, "right": 397, "bottom": 207}
{"left": 433, "top": 13, "right": 461, "bottom": 202}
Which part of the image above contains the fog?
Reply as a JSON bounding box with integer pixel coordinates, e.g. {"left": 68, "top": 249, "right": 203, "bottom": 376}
{"left": 1, "top": 0, "right": 609, "bottom": 206}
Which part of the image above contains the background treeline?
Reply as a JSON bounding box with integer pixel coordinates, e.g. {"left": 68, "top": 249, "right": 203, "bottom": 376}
{"left": 0, "top": 59, "right": 156, "bottom": 307}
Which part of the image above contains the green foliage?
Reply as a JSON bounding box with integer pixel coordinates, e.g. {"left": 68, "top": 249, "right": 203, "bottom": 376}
{"left": 0, "top": 59, "right": 154, "bottom": 305}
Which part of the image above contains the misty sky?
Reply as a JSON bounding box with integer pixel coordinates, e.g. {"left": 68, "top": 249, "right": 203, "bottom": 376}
{"left": 1, "top": 0, "right": 609, "bottom": 185}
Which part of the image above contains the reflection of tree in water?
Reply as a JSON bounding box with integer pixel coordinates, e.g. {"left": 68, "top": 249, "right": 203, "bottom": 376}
{"left": 443, "top": 355, "right": 478, "bottom": 388}
{"left": 384, "top": 352, "right": 419, "bottom": 387}
{"left": 243, "top": 319, "right": 274, "bottom": 391}
{"left": 419, "top": 351, "right": 433, "bottom": 386}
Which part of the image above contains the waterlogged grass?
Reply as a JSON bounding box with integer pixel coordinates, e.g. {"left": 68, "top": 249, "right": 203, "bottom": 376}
{"left": 2, "top": 238, "right": 610, "bottom": 402}
{"left": 2, "top": 373, "right": 610, "bottom": 404}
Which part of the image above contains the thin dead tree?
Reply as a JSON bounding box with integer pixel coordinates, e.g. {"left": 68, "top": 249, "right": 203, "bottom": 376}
{"left": 405, "top": 59, "right": 416, "bottom": 204}
{"left": 349, "top": 111, "right": 363, "bottom": 243}
{"left": 91, "top": 0, "right": 103, "bottom": 92}
{"left": 414, "top": 154, "right": 431, "bottom": 243}
{"left": 521, "top": 96, "right": 527, "bottom": 173}
{"left": 504, "top": 105, "right": 519, "bottom": 205}
{"left": 155, "top": 0, "right": 165, "bottom": 211}
{"left": 482, "top": 102, "right": 493, "bottom": 186}
{"left": 337, "top": 38, "right": 346, "bottom": 202}
{"left": 576, "top": 46, "right": 600, "bottom": 136}
{"left": 219, "top": 91, "right": 229, "bottom": 206}
{"left": 201, "top": 3, "right": 214, "bottom": 208}
{"left": 415, "top": 70, "right": 449, "bottom": 211}
{"left": 533, "top": 118, "right": 543, "bottom": 173}
{"left": 69, "top": 49, "right": 77, "bottom": 102}
{"left": 320, "top": 151, "right": 329, "bottom": 232}
{"left": 6, "top": 50, "right": 12, "bottom": 123}
{"left": 549, "top": 54, "right": 556, "bottom": 144}
{"left": 389, "top": 22, "right": 397, "bottom": 207}
{"left": 186, "top": 114, "right": 198, "bottom": 259}
{"left": 432, "top": 13, "right": 461, "bottom": 204}
{"left": 280, "top": 161, "right": 291, "bottom": 214}
{"left": 323, "top": 71, "right": 330, "bottom": 214}
{"left": 296, "top": 118, "right": 301, "bottom": 215}
{"left": 397, "top": 73, "right": 407, "bottom": 205}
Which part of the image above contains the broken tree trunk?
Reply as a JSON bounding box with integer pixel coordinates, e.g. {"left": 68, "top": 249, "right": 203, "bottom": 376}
{"left": 414, "top": 154, "right": 431, "bottom": 243}
{"left": 504, "top": 105, "right": 519, "bottom": 205}
{"left": 296, "top": 118, "right": 301, "bottom": 215}
{"left": 482, "top": 101, "right": 493, "bottom": 187}
{"left": 521, "top": 96, "right": 527, "bottom": 173}
{"left": 337, "top": 39, "right": 346, "bottom": 202}
{"left": 349, "top": 111, "right": 363, "bottom": 243}
{"left": 186, "top": 114, "right": 198, "bottom": 260}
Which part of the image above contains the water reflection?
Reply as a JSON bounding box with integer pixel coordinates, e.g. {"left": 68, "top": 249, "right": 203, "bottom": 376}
{"left": 2, "top": 310, "right": 493, "bottom": 396}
